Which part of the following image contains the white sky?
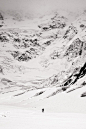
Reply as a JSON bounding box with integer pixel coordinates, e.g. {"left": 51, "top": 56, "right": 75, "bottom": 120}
{"left": 0, "top": 0, "right": 86, "bottom": 14}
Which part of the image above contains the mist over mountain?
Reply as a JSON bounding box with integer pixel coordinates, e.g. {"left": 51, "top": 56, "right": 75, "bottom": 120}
{"left": 0, "top": 0, "right": 86, "bottom": 15}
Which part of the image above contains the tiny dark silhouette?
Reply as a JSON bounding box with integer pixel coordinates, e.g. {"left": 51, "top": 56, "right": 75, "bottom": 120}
{"left": 42, "top": 108, "right": 44, "bottom": 113}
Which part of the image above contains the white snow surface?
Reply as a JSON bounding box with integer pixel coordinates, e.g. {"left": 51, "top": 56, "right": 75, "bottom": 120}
{"left": 0, "top": 105, "right": 86, "bottom": 129}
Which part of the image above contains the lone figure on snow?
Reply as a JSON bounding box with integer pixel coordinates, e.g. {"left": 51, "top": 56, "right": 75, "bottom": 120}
{"left": 42, "top": 108, "right": 44, "bottom": 113}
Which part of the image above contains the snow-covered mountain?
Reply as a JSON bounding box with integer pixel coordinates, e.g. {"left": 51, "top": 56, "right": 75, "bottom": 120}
{"left": 0, "top": 9, "right": 86, "bottom": 113}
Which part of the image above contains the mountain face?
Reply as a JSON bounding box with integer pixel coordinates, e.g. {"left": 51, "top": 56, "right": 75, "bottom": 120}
{"left": 0, "top": 9, "right": 86, "bottom": 103}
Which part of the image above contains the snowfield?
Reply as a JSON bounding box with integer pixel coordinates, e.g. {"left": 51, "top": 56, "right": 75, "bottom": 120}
{"left": 0, "top": 105, "right": 86, "bottom": 129}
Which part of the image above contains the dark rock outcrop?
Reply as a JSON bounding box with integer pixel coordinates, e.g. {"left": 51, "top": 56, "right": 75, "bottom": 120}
{"left": 0, "top": 65, "right": 3, "bottom": 74}
{"left": 81, "top": 91, "right": 86, "bottom": 97}
{"left": 0, "top": 34, "right": 9, "bottom": 42}
{"left": 38, "top": 15, "right": 67, "bottom": 31}
{"left": 63, "top": 25, "right": 78, "bottom": 40}
{"left": 0, "top": 13, "right": 3, "bottom": 20}
{"left": 64, "top": 38, "right": 83, "bottom": 61}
